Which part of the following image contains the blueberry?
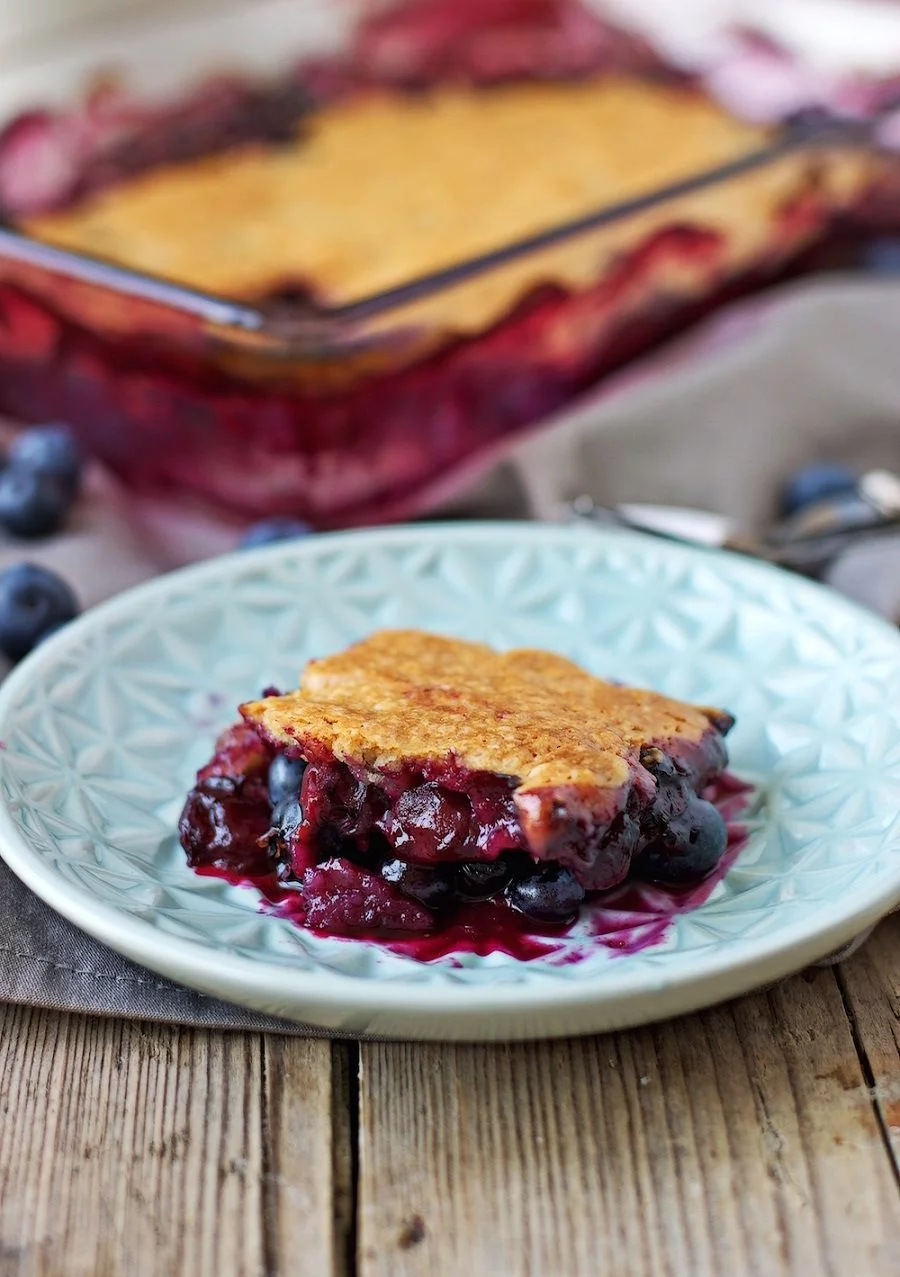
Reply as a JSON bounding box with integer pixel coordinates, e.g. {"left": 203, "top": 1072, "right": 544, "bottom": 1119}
{"left": 632, "top": 796, "right": 728, "bottom": 886}
{"left": 272, "top": 794, "right": 303, "bottom": 844}
{"left": 0, "top": 468, "right": 74, "bottom": 539}
{"left": 267, "top": 753, "right": 306, "bottom": 807}
{"left": 266, "top": 793, "right": 304, "bottom": 871}
{"left": 0, "top": 563, "right": 79, "bottom": 662}
{"left": 781, "top": 463, "right": 857, "bottom": 517}
{"left": 506, "top": 865, "right": 585, "bottom": 923}
{"left": 456, "top": 860, "right": 511, "bottom": 899}
{"left": 239, "top": 518, "right": 313, "bottom": 549}
{"left": 7, "top": 425, "right": 83, "bottom": 496}
{"left": 861, "top": 238, "right": 900, "bottom": 276}
{"left": 381, "top": 858, "right": 457, "bottom": 910}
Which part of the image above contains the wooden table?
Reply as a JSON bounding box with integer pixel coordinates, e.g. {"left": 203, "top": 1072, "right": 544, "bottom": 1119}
{"left": 2, "top": 913, "right": 899, "bottom": 1277}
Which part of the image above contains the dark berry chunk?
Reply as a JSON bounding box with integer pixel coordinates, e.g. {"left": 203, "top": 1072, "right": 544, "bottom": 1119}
{"left": 456, "top": 859, "right": 511, "bottom": 899}
{"left": 506, "top": 865, "right": 585, "bottom": 923}
{"left": 302, "top": 857, "right": 433, "bottom": 933}
{"left": 391, "top": 784, "right": 473, "bottom": 861}
{"left": 381, "top": 858, "right": 457, "bottom": 910}
{"left": 632, "top": 796, "right": 728, "bottom": 885}
{"left": 239, "top": 518, "right": 312, "bottom": 548}
{"left": 197, "top": 720, "right": 270, "bottom": 788}
{"left": 268, "top": 753, "right": 307, "bottom": 807}
{"left": 8, "top": 424, "right": 83, "bottom": 496}
{"left": 467, "top": 776, "right": 523, "bottom": 857}
{"left": 301, "top": 761, "right": 379, "bottom": 843}
{"left": 547, "top": 808, "right": 640, "bottom": 893}
{"left": 0, "top": 563, "right": 78, "bottom": 662}
{"left": 781, "top": 463, "right": 856, "bottom": 517}
{"left": 0, "top": 468, "right": 73, "bottom": 538}
{"left": 178, "top": 785, "right": 272, "bottom": 875}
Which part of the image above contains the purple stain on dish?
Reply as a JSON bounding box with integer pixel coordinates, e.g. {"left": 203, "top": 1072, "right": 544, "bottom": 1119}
{"left": 185, "top": 689, "right": 227, "bottom": 730}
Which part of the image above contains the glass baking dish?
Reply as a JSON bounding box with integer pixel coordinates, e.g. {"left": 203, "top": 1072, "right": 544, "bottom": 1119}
{"left": 0, "top": 0, "right": 895, "bottom": 528}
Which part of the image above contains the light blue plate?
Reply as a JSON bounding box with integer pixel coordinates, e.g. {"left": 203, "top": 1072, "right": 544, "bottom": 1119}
{"left": 0, "top": 522, "right": 899, "bottom": 1041}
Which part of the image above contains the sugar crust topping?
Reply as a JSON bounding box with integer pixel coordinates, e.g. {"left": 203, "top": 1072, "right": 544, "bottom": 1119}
{"left": 240, "top": 629, "right": 728, "bottom": 800}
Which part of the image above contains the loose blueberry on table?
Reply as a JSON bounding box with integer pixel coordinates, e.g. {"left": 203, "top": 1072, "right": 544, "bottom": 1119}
{"left": 7, "top": 424, "right": 83, "bottom": 497}
{"left": 239, "top": 519, "right": 313, "bottom": 549}
{"left": 0, "top": 424, "right": 84, "bottom": 540}
{"left": 780, "top": 462, "right": 857, "bottom": 518}
{"left": 0, "top": 563, "right": 79, "bottom": 663}
{"left": 178, "top": 631, "right": 739, "bottom": 957}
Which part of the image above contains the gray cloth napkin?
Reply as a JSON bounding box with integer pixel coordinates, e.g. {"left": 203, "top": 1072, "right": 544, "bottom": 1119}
{"left": 2, "top": 275, "right": 899, "bottom": 1031}
{"left": 0, "top": 859, "right": 308, "bottom": 1031}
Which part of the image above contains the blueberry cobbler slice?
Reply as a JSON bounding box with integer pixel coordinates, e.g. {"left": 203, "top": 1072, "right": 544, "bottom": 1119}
{"left": 178, "top": 631, "right": 737, "bottom": 948}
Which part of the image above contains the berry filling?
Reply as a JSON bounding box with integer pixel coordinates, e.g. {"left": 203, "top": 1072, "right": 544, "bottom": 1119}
{"left": 178, "top": 713, "right": 738, "bottom": 947}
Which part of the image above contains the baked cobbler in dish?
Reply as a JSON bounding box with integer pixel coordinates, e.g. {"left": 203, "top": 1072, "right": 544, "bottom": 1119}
{"left": 3, "top": 0, "right": 889, "bottom": 527}
{"left": 21, "top": 74, "right": 872, "bottom": 338}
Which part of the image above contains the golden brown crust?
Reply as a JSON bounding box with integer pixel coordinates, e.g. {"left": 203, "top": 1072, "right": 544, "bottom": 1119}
{"left": 22, "top": 77, "right": 771, "bottom": 320}
{"left": 23, "top": 75, "right": 876, "bottom": 341}
{"left": 240, "top": 630, "right": 728, "bottom": 802}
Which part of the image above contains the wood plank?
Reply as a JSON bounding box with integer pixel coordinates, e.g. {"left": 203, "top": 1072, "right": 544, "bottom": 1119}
{"left": 834, "top": 913, "right": 900, "bottom": 1170}
{"left": 0, "top": 1006, "right": 340, "bottom": 1277}
{"left": 358, "top": 967, "right": 900, "bottom": 1277}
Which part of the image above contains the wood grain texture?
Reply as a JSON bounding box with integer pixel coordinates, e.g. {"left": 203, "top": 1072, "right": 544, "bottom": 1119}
{"left": 4, "top": 922, "right": 900, "bottom": 1277}
{"left": 836, "top": 913, "right": 900, "bottom": 1172}
{"left": 358, "top": 963, "right": 900, "bottom": 1277}
{"left": 0, "top": 1006, "right": 339, "bottom": 1277}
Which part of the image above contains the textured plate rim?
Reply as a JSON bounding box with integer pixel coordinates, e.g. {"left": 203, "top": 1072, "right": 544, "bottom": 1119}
{"left": 0, "top": 521, "right": 899, "bottom": 1031}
